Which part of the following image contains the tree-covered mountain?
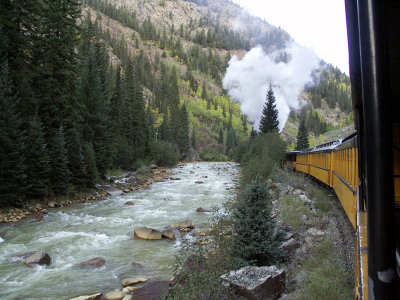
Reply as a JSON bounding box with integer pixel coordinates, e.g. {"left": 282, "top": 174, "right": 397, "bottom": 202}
{"left": 0, "top": 0, "right": 352, "bottom": 206}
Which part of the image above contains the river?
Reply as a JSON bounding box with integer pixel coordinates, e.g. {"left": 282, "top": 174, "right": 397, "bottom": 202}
{"left": 0, "top": 162, "right": 239, "bottom": 299}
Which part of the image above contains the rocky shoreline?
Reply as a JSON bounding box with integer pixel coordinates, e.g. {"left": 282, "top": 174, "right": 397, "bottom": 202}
{"left": 0, "top": 165, "right": 175, "bottom": 224}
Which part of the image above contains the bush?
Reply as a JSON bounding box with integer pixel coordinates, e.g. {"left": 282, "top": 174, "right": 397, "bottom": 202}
{"left": 240, "top": 132, "right": 286, "bottom": 186}
{"left": 233, "top": 177, "right": 286, "bottom": 266}
{"left": 198, "top": 144, "right": 227, "bottom": 161}
{"left": 149, "top": 140, "right": 179, "bottom": 166}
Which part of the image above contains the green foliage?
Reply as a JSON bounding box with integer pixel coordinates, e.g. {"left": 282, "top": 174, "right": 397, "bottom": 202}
{"left": 25, "top": 120, "right": 51, "bottom": 198}
{"left": 51, "top": 125, "right": 71, "bottom": 195}
{"left": 84, "top": 142, "right": 99, "bottom": 187}
{"left": 240, "top": 132, "right": 286, "bottom": 186}
{"left": 296, "top": 116, "right": 309, "bottom": 150}
{"left": 0, "top": 63, "right": 27, "bottom": 206}
{"left": 291, "top": 239, "right": 353, "bottom": 300}
{"left": 233, "top": 177, "right": 286, "bottom": 266}
{"left": 198, "top": 145, "right": 227, "bottom": 161}
{"left": 149, "top": 140, "right": 179, "bottom": 166}
{"left": 66, "top": 127, "right": 88, "bottom": 187}
{"left": 259, "top": 84, "right": 279, "bottom": 134}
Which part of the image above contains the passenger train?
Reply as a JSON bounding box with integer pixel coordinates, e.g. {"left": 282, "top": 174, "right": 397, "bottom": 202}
{"left": 286, "top": 1, "right": 400, "bottom": 299}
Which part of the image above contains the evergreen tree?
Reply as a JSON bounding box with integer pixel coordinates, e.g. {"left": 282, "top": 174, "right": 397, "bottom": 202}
{"left": 25, "top": 120, "right": 51, "bottom": 198}
{"left": 51, "top": 125, "right": 71, "bottom": 194}
{"left": 66, "top": 127, "right": 87, "bottom": 187}
{"left": 233, "top": 177, "right": 286, "bottom": 266}
{"left": 0, "top": 63, "right": 27, "bottom": 206}
{"left": 84, "top": 142, "right": 99, "bottom": 188}
{"left": 218, "top": 127, "right": 224, "bottom": 144}
{"left": 177, "top": 104, "right": 190, "bottom": 157}
{"left": 191, "top": 126, "right": 196, "bottom": 149}
{"left": 259, "top": 84, "right": 279, "bottom": 133}
{"left": 296, "top": 117, "right": 309, "bottom": 150}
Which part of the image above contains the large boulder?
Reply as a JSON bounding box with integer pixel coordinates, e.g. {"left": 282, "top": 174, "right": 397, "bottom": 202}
{"left": 76, "top": 257, "right": 106, "bottom": 268}
{"left": 121, "top": 277, "right": 148, "bottom": 287}
{"left": 131, "top": 281, "right": 170, "bottom": 300}
{"left": 281, "top": 238, "right": 298, "bottom": 252}
{"left": 221, "top": 266, "right": 285, "bottom": 300}
{"left": 23, "top": 251, "right": 51, "bottom": 267}
{"left": 134, "top": 227, "right": 162, "bottom": 240}
{"left": 69, "top": 293, "right": 103, "bottom": 300}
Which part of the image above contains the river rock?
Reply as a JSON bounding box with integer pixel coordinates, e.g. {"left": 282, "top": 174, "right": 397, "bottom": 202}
{"left": 167, "top": 220, "right": 194, "bottom": 230}
{"left": 105, "top": 289, "right": 125, "bottom": 300}
{"left": 150, "top": 164, "right": 158, "bottom": 169}
{"left": 107, "top": 187, "right": 123, "bottom": 196}
{"left": 69, "top": 293, "right": 103, "bottom": 300}
{"left": 122, "top": 277, "right": 148, "bottom": 286}
{"left": 23, "top": 251, "right": 51, "bottom": 267}
{"left": 134, "top": 227, "right": 162, "bottom": 240}
{"left": 162, "top": 229, "right": 176, "bottom": 240}
{"left": 170, "top": 177, "right": 180, "bottom": 180}
{"left": 123, "top": 296, "right": 132, "bottom": 300}
{"left": 281, "top": 238, "right": 298, "bottom": 252}
{"left": 131, "top": 281, "right": 170, "bottom": 300}
{"left": 76, "top": 257, "right": 106, "bottom": 268}
{"left": 196, "top": 207, "right": 213, "bottom": 213}
{"left": 124, "top": 201, "right": 134, "bottom": 206}
{"left": 48, "top": 202, "right": 56, "bottom": 208}
{"left": 131, "top": 262, "right": 144, "bottom": 269}
{"left": 195, "top": 181, "right": 204, "bottom": 184}
{"left": 221, "top": 265, "right": 285, "bottom": 300}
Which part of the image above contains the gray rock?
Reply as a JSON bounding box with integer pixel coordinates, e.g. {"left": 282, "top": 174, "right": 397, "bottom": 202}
{"left": 105, "top": 289, "right": 125, "bottom": 300}
{"left": 196, "top": 207, "right": 213, "bottom": 213}
{"left": 281, "top": 238, "right": 298, "bottom": 252}
{"left": 106, "top": 187, "right": 123, "bottom": 196}
{"left": 221, "top": 265, "right": 285, "bottom": 300}
{"left": 166, "top": 220, "right": 194, "bottom": 230}
{"left": 299, "top": 194, "right": 311, "bottom": 203}
{"left": 23, "top": 251, "right": 51, "bottom": 267}
{"left": 76, "top": 257, "right": 105, "bottom": 268}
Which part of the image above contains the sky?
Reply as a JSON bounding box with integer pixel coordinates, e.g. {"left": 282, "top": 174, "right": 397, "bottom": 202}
{"left": 232, "top": 0, "right": 349, "bottom": 74}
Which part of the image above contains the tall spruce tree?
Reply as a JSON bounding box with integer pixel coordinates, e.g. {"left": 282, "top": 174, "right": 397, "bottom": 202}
{"left": 233, "top": 177, "right": 286, "bottom": 266}
{"left": 66, "top": 127, "right": 87, "bottom": 187}
{"left": 0, "top": 63, "right": 27, "bottom": 206}
{"left": 259, "top": 84, "right": 279, "bottom": 133}
{"left": 177, "top": 104, "right": 190, "bottom": 157}
{"left": 25, "top": 120, "right": 51, "bottom": 198}
{"left": 51, "top": 125, "right": 71, "bottom": 194}
{"left": 296, "top": 117, "right": 309, "bottom": 150}
{"left": 84, "top": 142, "right": 99, "bottom": 188}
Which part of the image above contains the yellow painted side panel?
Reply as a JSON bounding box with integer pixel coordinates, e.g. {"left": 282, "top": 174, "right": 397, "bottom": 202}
{"left": 332, "top": 173, "right": 357, "bottom": 228}
{"left": 310, "top": 166, "right": 330, "bottom": 185}
{"left": 296, "top": 154, "right": 309, "bottom": 174}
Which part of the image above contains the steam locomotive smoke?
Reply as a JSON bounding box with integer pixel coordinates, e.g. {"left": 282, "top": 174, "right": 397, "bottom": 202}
{"left": 222, "top": 42, "right": 319, "bottom": 131}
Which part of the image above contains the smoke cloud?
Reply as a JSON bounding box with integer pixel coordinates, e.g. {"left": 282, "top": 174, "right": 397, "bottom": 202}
{"left": 222, "top": 42, "right": 319, "bottom": 131}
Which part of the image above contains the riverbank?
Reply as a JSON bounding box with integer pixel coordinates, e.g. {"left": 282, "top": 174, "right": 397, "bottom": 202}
{"left": 0, "top": 165, "right": 175, "bottom": 224}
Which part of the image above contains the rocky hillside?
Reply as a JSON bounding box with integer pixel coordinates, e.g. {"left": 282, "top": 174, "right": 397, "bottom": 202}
{"left": 86, "top": 0, "right": 353, "bottom": 153}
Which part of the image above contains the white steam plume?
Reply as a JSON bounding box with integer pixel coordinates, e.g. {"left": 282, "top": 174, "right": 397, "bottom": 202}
{"left": 222, "top": 42, "right": 319, "bottom": 131}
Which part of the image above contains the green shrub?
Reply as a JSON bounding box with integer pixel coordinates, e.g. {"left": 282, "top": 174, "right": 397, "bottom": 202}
{"left": 291, "top": 239, "right": 353, "bottom": 300}
{"left": 307, "top": 185, "right": 333, "bottom": 213}
{"left": 149, "top": 140, "right": 179, "bottom": 166}
{"left": 280, "top": 195, "right": 313, "bottom": 233}
{"left": 233, "top": 177, "right": 286, "bottom": 266}
{"left": 198, "top": 144, "right": 227, "bottom": 161}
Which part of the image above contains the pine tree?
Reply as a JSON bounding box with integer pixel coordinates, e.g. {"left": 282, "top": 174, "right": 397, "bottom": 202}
{"left": 259, "top": 84, "right": 279, "bottom": 133}
{"left": 233, "top": 177, "right": 286, "bottom": 266}
{"left": 51, "top": 125, "right": 71, "bottom": 194}
{"left": 84, "top": 142, "right": 99, "bottom": 188}
{"left": 296, "top": 117, "right": 309, "bottom": 150}
{"left": 0, "top": 63, "right": 27, "bottom": 206}
{"left": 177, "top": 104, "right": 190, "bottom": 157}
{"left": 191, "top": 126, "right": 196, "bottom": 149}
{"left": 66, "top": 127, "right": 87, "bottom": 187}
{"left": 218, "top": 127, "right": 224, "bottom": 144}
{"left": 25, "top": 120, "right": 51, "bottom": 198}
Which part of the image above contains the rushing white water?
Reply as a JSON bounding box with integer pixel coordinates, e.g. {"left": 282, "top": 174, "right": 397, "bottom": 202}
{"left": 0, "top": 162, "right": 238, "bottom": 299}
